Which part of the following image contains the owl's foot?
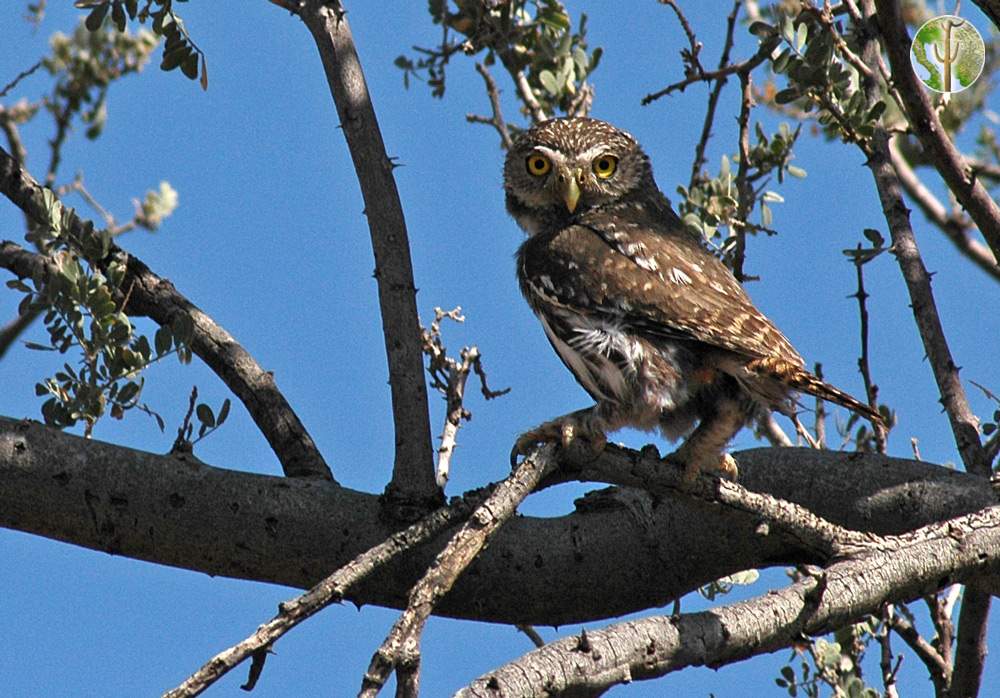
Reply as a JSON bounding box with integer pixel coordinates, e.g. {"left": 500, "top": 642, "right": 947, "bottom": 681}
{"left": 665, "top": 446, "right": 739, "bottom": 483}
{"left": 510, "top": 410, "right": 607, "bottom": 467}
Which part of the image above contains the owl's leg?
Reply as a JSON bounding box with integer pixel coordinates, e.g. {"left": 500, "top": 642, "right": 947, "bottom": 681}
{"left": 665, "top": 395, "right": 747, "bottom": 482}
{"left": 511, "top": 406, "right": 609, "bottom": 466}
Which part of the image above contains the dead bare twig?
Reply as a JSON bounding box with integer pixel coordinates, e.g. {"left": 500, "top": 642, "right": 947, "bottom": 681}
{"left": 359, "top": 444, "right": 557, "bottom": 696}
{"left": 162, "top": 485, "right": 490, "bottom": 697}
{"left": 421, "top": 307, "right": 509, "bottom": 488}
{"left": 466, "top": 62, "right": 513, "bottom": 149}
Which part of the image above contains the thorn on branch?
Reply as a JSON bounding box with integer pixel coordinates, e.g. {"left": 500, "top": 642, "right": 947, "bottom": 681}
{"left": 239, "top": 645, "right": 273, "bottom": 692}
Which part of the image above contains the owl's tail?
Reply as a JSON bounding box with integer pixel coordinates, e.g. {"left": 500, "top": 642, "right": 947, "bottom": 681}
{"left": 785, "top": 367, "right": 886, "bottom": 429}
{"left": 745, "top": 357, "right": 887, "bottom": 429}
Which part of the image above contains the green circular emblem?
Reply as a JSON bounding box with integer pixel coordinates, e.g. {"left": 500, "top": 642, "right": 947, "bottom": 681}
{"left": 910, "top": 15, "right": 985, "bottom": 94}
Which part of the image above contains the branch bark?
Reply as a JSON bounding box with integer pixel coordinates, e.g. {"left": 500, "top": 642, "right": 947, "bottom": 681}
{"left": 874, "top": 0, "right": 1000, "bottom": 263}
{"left": 296, "top": 0, "right": 438, "bottom": 507}
{"left": 458, "top": 505, "right": 1000, "bottom": 696}
{"left": 1, "top": 416, "right": 996, "bottom": 626}
{"left": 855, "top": 5, "right": 987, "bottom": 476}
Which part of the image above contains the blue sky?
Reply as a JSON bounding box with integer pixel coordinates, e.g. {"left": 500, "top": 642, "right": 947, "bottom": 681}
{"left": 2, "top": 2, "right": 998, "bottom": 696}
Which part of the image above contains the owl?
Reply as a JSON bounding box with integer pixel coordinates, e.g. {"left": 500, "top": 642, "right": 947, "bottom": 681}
{"left": 504, "top": 117, "right": 885, "bottom": 480}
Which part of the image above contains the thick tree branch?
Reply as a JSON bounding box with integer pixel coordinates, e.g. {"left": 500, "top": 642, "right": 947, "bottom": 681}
{"left": 855, "top": 6, "right": 987, "bottom": 476}
{"left": 2, "top": 417, "right": 996, "bottom": 626}
{"left": 950, "top": 589, "right": 991, "bottom": 698}
{"left": 874, "top": 0, "right": 1000, "bottom": 262}
{"left": 889, "top": 136, "right": 1000, "bottom": 283}
{"left": 458, "top": 505, "right": 1000, "bottom": 696}
{"left": 295, "top": 0, "right": 437, "bottom": 507}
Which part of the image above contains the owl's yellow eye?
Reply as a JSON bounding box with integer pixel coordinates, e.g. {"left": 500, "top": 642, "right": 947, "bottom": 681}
{"left": 525, "top": 154, "right": 552, "bottom": 177}
{"left": 593, "top": 155, "right": 618, "bottom": 178}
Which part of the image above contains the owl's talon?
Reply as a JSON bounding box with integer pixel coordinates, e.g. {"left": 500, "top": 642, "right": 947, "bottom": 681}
{"left": 666, "top": 449, "right": 739, "bottom": 484}
{"left": 512, "top": 412, "right": 607, "bottom": 467}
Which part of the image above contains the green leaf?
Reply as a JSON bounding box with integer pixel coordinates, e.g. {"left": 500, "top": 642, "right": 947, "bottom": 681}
{"left": 85, "top": 2, "right": 110, "bottom": 31}
{"left": 795, "top": 22, "right": 807, "bottom": 52}
{"left": 155, "top": 326, "right": 172, "bottom": 355}
{"left": 863, "top": 228, "right": 884, "bottom": 247}
{"left": 118, "top": 381, "right": 140, "bottom": 404}
{"left": 217, "top": 398, "right": 231, "bottom": 426}
{"left": 111, "top": 1, "right": 126, "bottom": 31}
{"left": 538, "top": 69, "right": 559, "bottom": 95}
{"left": 196, "top": 403, "right": 215, "bottom": 428}
{"left": 786, "top": 165, "right": 807, "bottom": 178}
{"left": 774, "top": 88, "right": 799, "bottom": 104}
{"left": 25, "top": 341, "right": 55, "bottom": 351}
{"left": 161, "top": 42, "right": 190, "bottom": 71}
{"left": 748, "top": 21, "right": 776, "bottom": 38}
{"left": 181, "top": 52, "right": 200, "bottom": 81}
{"left": 867, "top": 100, "right": 887, "bottom": 122}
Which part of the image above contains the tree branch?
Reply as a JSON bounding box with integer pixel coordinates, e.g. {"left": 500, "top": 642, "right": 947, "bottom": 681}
{"left": 164, "top": 477, "right": 490, "bottom": 698}
{"left": 0, "top": 145, "right": 333, "bottom": 480}
{"left": 875, "top": 0, "right": 1000, "bottom": 262}
{"left": 889, "top": 136, "right": 1000, "bottom": 283}
{"left": 458, "top": 505, "right": 1000, "bottom": 696}
{"left": 2, "top": 416, "right": 996, "bottom": 627}
{"left": 856, "top": 4, "right": 988, "bottom": 476}
{"left": 950, "top": 589, "right": 991, "bottom": 698}
{"left": 889, "top": 612, "right": 951, "bottom": 692}
{"left": 466, "top": 62, "right": 513, "bottom": 150}
{"left": 296, "top": 0, "right": 437, "bottom": 507}
{"left": 359, "top": 445, "right": 556, "bottom": 696}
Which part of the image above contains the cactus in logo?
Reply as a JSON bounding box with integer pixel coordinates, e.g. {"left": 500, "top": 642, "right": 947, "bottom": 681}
{"left": 932, "top": 18, "right": 965, "bottom": 92}
{"left": 911, "top": 15, "right": 985, "bottom": 94}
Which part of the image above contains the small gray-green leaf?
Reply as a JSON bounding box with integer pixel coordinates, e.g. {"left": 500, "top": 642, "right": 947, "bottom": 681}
{"left": 196, "top": 403, "right": 215, "bottom": 428}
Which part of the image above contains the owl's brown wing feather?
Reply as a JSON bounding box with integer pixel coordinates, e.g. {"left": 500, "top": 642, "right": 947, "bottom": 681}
{"left": 563, "top": 200, "right": 804, "bottom": 365}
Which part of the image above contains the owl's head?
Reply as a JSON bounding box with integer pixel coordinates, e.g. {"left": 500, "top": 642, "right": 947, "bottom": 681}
{"left": 504, "top": 117, "right": 654, "bottom": 233}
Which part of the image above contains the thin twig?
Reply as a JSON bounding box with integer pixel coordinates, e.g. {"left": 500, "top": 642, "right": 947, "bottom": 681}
{"left": 733, "top": 68, "right": 753, "bottom": 281}
{"left": 686, "top": 0, "right": 741, "bottom": 188}
{"left": 889, "top": 612, "right": 950, "bottom": 693}
{"left": 466, "top": 62, "right": 513, "bottom": 150}
{"left": 300, "top": 0, "right": 437, "bottom": 502}
{"left": 516, "top": 624, "right": 546, "bottom": 649}
{"left": 422, "top": 307, "right": 509, "bottom": 488}
{"left": 642, "top": 33, "right": 778, "bottom": 105}
{"left": 850, "top": 243, "right": 887, "bottom": 451}
{"left": 814, "top": 363, "right": 827, "bottom": 448}
{"left": 162, "top": 486, "right": 489, "bottom": 697}
{"left": 660, "top": 0, "right": 705, "bottom": 77}
{"left": 0, "top": 60, "right": 43, "bottom": 99}
{"left": 877, "top": 605, "right": 901, "bottom": 698}
{"left": 0, "top": 308, "right": 39, "bottom": 359}
{"left": 359, "top": 444, "right": 557, "bottom": 696}
{"left": 512, "top": 68, "right": 547, "bottom": 123}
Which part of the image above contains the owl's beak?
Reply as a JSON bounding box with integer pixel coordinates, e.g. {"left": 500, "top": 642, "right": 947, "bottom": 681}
{"left": 557, "top": 168, "right": 582, "bottom": 213}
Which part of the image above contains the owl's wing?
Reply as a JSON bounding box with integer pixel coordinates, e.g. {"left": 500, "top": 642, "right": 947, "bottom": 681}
{"left": 519, "top": 201, "right": 804, "bottom": 366}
